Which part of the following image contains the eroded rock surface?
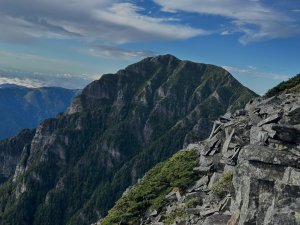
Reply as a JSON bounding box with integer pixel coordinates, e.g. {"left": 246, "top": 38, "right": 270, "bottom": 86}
{"left": 0, "top": 129, "right": 35, "bottom": 183}
{"left": 133, "top": 93, "right": 300, "bottom": 225}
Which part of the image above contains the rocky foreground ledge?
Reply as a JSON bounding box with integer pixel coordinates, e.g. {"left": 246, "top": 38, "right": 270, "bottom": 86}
{"left": 100, "top": 92, "right": 300, "bottom": 225}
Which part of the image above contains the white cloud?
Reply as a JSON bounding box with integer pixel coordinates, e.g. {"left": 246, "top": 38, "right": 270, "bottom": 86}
{"left": 0, "top": 64, "right": 97, "bottom": 89}
{"left": 0, "top": 77, "right": 44, "bottom": 88}
{"left": 93, "top": 3, "right": 206, "bottom": 42}
{"left": 1, "top": 0, "right": 296, "bottom": 45}
{"left": 153, "top": 0, "right": 300, "bottom": 43}
{"left": 222, "top": 65, "right": 289, "bottom": 81}
{"left": 222, "top": 65, "right": 292, "bottom": 94}
{"left": 84, "top": 45, "right": 157, "bottom": 59}
{"left": 0, "top": 1, "right": 206, "bottom": 43}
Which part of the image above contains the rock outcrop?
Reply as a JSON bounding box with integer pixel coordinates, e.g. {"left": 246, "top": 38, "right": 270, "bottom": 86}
{"left": 101, "top": 92, "right": 300, "bottom": 225}
{"left": 0, "top": 129, "right": 35, "bottom": 183}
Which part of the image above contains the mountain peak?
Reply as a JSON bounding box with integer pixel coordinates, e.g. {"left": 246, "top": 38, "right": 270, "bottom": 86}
{"left": 148, "top": 54, "right": 179, "bottom": 61}
{"left": 0, "top": 57, "right": 257, "bottom": 225}
{"left": 138, "top": 54, "right": 178, "bottom": 62}
{"left": 76, "top": 55, "right": 255, "bottom": 114}
{"left": 121, "top": 54, "right": 180, "bottom": 75}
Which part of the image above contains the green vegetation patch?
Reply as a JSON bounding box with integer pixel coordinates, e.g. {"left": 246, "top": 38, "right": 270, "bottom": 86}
{"left": 101, "top": 150, "right": 198, "bottom": 225}
{"left": 210, "top": 172, "right": 233, "bottom": 197}
{"left": 163, "top": 205, "right": 187, "bottom": 225}
{"left": 265, "top": 74, "right": 300, "bottom": 97}
{"left": 185, "top": 197, "right": 202, "bottom": 208}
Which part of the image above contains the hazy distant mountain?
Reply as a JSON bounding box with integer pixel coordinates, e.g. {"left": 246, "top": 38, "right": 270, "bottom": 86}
{"left": 0, "top": 55, "right": 257, "bottom": 225}
{"left": 0, "top": 85, "right": 78, "bottom": 140}
{"left": 0, "top": 84, "right": 21, "bottom": 88}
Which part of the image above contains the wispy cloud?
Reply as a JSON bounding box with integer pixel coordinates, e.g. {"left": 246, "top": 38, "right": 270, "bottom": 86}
{"left": 0, "top": 1, "right": 206, "bottom": 43}
{"left": 0, "top": 50, "right": 93, "bottom": 75}
{"left": 0, "top": 50, "right": 78, "bottom": 66}
{"left": 93, "top": 3, "right": 207, "bottom": 43}
{"left": 222, "top": 65, "right": 289, "bottom": 81}
{"left": 82, "top": 45, "right": 157, "bottom": 59}
{"left": 153, "top": 0, "right": 300, "bottom": 44}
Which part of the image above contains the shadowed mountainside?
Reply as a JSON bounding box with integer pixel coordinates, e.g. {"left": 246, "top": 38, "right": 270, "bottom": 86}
{"left": 101, "top": 91, "right": 300, "bottom": 225}
{"left": 0, "top": 55, "right": 257, "bottom": 225}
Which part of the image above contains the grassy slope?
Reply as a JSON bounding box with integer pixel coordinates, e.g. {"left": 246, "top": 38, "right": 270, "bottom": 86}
{"left": 101, "top": 150, "right": 198, "bottom": 225}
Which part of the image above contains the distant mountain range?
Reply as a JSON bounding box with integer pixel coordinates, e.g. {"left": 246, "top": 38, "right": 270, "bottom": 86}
{"left": 0, "top": 55, "right": 256, "bottom": 225}
{"left": 0, "top": 85, "right": 78, "bottom": 140}
{"left": 0, "top": 84, "right": 21, "bottom": 88}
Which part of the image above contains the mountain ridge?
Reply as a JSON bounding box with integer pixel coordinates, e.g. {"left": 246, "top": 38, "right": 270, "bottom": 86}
{"left": 100, "top": 90, "right": 300, "bottom": 225}
{"left": 266, "top": 73, "right": 300, "bottom": 97}
{"left": 0, "top": 55, "right": 257, "bottom": 225}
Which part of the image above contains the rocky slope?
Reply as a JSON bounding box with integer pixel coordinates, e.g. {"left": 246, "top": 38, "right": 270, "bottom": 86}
{"left": 101, "top": 91, "right": 300, "bottom": 225}
{"left": 0, "top": 85, "right": 78, "bottom": 140}
{"left": 0, "top": 129, "right": 35, "bottom": 183}
{"left": 0, "top": 55, "right": 256, "bottom": 225}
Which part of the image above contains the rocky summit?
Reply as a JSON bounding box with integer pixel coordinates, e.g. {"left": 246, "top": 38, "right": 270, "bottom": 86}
{"left": 0, "top": 55, "right": 256, "bottom": 225}
{"left": 101, "top": 91, "right": 300, "bottom": 225}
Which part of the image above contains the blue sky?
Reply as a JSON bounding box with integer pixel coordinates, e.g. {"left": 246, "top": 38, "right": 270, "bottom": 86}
{"left": 0, "top": 0, "right": 299, "bottom": 94}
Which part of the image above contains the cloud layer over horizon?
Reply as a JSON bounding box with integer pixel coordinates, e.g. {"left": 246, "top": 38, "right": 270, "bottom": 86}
{"left": 0, "top": 67, "right": 95, "bottom": 89}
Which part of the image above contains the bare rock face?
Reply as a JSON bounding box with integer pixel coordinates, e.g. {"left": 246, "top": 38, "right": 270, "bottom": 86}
{"left": 0, "top": 129, "right": 35, "bottom": 183}
{"left": 135, "top": 93, "right": 300, "bottom": 225}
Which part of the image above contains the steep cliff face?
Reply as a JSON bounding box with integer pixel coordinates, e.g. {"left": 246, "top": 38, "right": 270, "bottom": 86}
{"left": 0, "top": 55, "right": 256, "bottom": 225}
{"left": 102, "top": 91, "right": 300, "bottom": 225}
{"left": 0, "top": 85, "right": 78, "bottom": 140}
{"left": 0, "top": 129, "right": 35, "bottom": 183}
